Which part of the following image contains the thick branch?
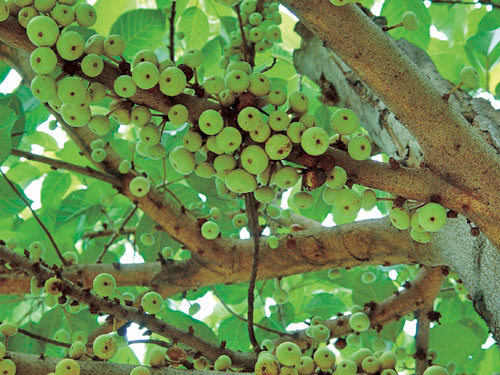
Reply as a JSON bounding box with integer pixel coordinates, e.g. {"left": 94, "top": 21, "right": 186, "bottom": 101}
{"left": 0, "top": 218, "right": 430, "bottom": 296}
{"left": 282, "top": 0, "right": 500, "bottom": 247}
{"left": 6, "top": 351, "right": 252, "bottom": 375}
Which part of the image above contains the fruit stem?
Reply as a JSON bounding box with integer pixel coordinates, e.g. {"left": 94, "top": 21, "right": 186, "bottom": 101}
{"left": 383, "top": 22, "right": 404, "bottom": 31}
{"left": 106, "top": 56, "right": 121, "bottom": 66}
{"left": 106, "top": 101, "right": 124, "bottom": 117}
{"left": 443, "top": 82, "right": 462, "bottom": 100}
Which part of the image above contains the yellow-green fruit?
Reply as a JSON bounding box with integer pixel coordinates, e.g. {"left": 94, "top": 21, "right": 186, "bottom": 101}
{"left": 295, "top": 356, "right": 315, "bottom": 375}
{"left": 141, "top": 291, "right": 163, "bottom": 314}
{"left": 55, "top": 358, "right": 80, "bottom": 375}
{"left": 93, "top": 334, "right": 118, "bottom": 360}
{"left": 92, "top": 273, "right": 116, "bottom": 297}
{"left": 276, "top": 341, "right": 301, "bottom": 367}
{"left": 423, "top": 365, "right": 449, "bottom": 375}
{"left": 130, "top": 366, "right": 151, "bottom": 375}
{"left": 225, "top": 168, "right": 257, "bottom": 193}
{"left": 69, "top": 341, "right": 86, "bottom": 359}
{"left": 349, "top": 311, "right": 370, "bottom": 332}
{"left": 0, "top": 359, "right": 16, "bottom": 375}
{"left": 44, "top": 276, "right": 63, "bottom": 295}
{"left": 214, "top": 354, "right": 232, "bottom": 371}
{"left": 148, "top": 347, "right": 166, "bottom": 367}
{"left": 0, "top": 323, "right": 17, "bottom": 337}
{"left": 313, "top": 347, "right": 335, "bottom": 369}
{"left": 361, "top": 355, "right": 381, "bottom": 374}
{"left": 255, "top": 354, "right": 279, "bottom": 375}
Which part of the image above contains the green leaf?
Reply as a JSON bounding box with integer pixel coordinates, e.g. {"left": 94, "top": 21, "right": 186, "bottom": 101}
{"left": 178, "top": 7, "right": 210, "bottom": 49}
{"left": 304, "top": 293, "right": 346, "bottom": 319}
{"left": 0, "top": 105, "right": 17, "bottom": 166}
{"left": 110, "top": 346, "right": 140, "bottom": 365}
{"left": 478, "top": 9, "right": 500, "bottom": 31}
{"left": 93, "top": 0, "right": 136, "bottom": 35}
{"left": 0, "top": 62, "right": 10, "bottom": 85}
{"left": 0, "top": 175, "right": 31, "bottom": 215}
{"left": 218, "top": 316, "right": 251, "bottom": 352}
{"left": 477, "top": 345, "right": 500, "bottom": 374}
{"left": 41, "top": 171, "right": 72, "bottom": 211}
{"left": 110, "top": 9, "right": 166, "bottom": 60}
{"left": 5, "top": 161, "right": 42, "bottom": 189}
{"left": 160, "top": 307, "right": 219, "bottom": 345}
{"left": 213, "top": 283, "right": 248, "bottom": 305}
{"left": 8, "top": 322, "right": 44, "bottom": 355}
{"left": 0, "top": 93, "right": 25, "bottom": 149}
{"left": 381, "top": 0, "right": 431, "bottom": 49}
{"left": 429, "top": 320, "right": 487, "bottom": 369}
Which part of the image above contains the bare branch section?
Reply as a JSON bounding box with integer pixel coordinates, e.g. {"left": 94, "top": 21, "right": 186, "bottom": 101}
{"left": 0, "top": 246, "right": 256, "bottom": 367}
{"left": 281, "top": 0, "right": 500, "bottom": 247}
{"left": 0, "top": 218, "right": 432, "bottom": 295}
{"left": 7, "top": 351, "right": 253, "bottom": 375}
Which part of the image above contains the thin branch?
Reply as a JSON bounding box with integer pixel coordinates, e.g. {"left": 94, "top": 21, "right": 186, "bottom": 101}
{"left": 245, "top": 193, "right": 262, "bottom": 352}
{"left": 96, "top": 205, "right": 138, "bottom": 263}
{"left": 169, "top": 1, "right": 176, "bottom": 64}
{"left": 82, "top": 227, "right": 136, "bottom": 239}
{"left": 0, "top": 170, "right": 69, "bottom": 266}
{"left": 210, "top": 286, "right": 293, "bottom": 337}
{"left": 5, "top": 323, "right": 72, "bottom": 348}
{"left": 234, "top": 4, "right": 248, "bottom": 63}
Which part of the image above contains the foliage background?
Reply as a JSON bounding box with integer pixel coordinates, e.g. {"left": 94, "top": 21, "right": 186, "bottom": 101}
{"left": 0, "top": 0, "right": 499, "bottom": 373}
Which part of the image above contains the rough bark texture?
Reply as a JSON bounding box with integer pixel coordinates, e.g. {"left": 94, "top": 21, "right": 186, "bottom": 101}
{"left": 286, "top": 2, "right": 500, "bottom": 342}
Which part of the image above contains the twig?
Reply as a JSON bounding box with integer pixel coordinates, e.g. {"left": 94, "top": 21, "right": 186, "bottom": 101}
{"left": 11, "top": 149, "right": 120, "bottom": 186}
{"left": 244, "top": 193, "right": 262, "bottom": 352}
{"left": 96, "top": 205, "right": 138, "bottom": 263}
{"left": 260, "top": 57, "right": 277, "bottom": 73}
{"left": 0, "top": 170, "right": 69, "bottom": 266}
{"left": 156, "top": 176, "right": 185, "bottom": 190}
{"left": 4, "top": 323, "right": 72, "bottom": 348}
{"left": 169, "top": 1, "right": 176, "bottom": 64}
{"left": 210, "top": 286, "right": 293, "bottom": 337}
